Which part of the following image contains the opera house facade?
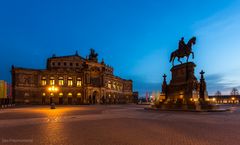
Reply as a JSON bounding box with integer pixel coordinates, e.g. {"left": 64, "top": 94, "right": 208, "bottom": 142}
{"left": 11, "top": 49, "right": 134, "bottom": 105}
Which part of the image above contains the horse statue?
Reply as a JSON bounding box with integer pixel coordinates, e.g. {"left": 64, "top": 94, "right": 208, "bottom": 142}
{"left": 169, "top": 36, "right": 196, "bottom": 66}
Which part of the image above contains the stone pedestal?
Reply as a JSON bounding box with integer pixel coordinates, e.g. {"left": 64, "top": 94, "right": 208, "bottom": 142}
{"left": 166, "top": 62, "right": 199, "bottom": 104}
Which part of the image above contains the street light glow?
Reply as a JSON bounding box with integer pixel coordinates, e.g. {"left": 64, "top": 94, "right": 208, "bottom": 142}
{"left": 48, "top": 86, "right": 59, "bottom": 92}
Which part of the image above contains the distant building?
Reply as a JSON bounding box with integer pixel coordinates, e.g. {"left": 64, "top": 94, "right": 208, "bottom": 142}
{"left": 11, "top": 49, "right": 134, "bottom": 105}
{"left": 0, "top": 80, "right": 13, "bottom": 105}
{"left": 0, "top": 80, "right": 7, "bottom": 98}
{"left": 208, "top": 95, "right": 240, "bottom": 104}
{"left": 7, "top": 84, "right": 12, "bottom": 98}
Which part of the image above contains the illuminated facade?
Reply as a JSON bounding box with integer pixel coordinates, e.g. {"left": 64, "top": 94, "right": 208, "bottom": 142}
{"left": 208, "top": 95, "right": 240, "bottom": 104}
{"left": 11, "top": 49, "right": 133, "bottom": 104}
{"left": 0, "top": 80, "right": 7, "bottom": 99}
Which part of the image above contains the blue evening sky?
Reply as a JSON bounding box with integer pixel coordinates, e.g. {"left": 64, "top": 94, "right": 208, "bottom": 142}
{"left": 0, "top": 0, "right": 240, "bottom": 96}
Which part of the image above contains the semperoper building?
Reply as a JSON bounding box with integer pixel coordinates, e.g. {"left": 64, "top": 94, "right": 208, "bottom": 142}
{"left": 11, "top": 49, "right": 134, "bottom": 105}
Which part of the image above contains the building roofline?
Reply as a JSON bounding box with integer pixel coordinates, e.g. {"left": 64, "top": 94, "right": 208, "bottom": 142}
{"left": 48, "top": 54, "right": 86, "bottom": 60}
{"left": 12, "top": 66, "right": 44, "bottom": 71}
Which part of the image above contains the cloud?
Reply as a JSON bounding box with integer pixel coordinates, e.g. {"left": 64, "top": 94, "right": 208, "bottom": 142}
{"left": 133, "top": 71, "right": 240, "bottom": 97}
{"left": 205, "top": 71, "right": 240, "bottom": 95}
{"left": 193, "top": 2, "right": 240, "bottom": 95}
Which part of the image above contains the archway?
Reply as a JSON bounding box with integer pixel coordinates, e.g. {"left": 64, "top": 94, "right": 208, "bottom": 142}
{"left": 59, "top": 93, "right": 63, "bottom": 105}
{"left": 42, "top": 93, "right": 46, "bottom": 105}
{"left": 67, "top": 93, "right": 72, "bottom": 105}
{"left": 92, "top": 91, "right": 99, "bottom": 104}
{"left": 77, "top": 93, "right": 82, "bottom": 104}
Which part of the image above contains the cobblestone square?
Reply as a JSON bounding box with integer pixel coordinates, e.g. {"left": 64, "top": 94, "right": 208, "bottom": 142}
{"left": 0, "top": 105, "right": 240, "bottom": 145}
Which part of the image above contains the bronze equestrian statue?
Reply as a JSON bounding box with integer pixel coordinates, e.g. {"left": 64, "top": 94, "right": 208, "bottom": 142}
{"left": 169, "top": 36, "right": 196, "bottom": 66}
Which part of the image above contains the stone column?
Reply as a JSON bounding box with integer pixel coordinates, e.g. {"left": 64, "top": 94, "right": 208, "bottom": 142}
{"left": 199, "top": 70, "right": 206, "bottom": 101}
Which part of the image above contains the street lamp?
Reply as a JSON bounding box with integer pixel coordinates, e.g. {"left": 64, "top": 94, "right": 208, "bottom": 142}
{"left": 48, "top": 86, "right": 59, "bottom": 92}
{"left": 231, "top": 97, "right": 235, "bottom": 104}
{"left": 212, "top": 97, "right": 216, "bottom": 104}
{"left": 47, "top": 86, "right": 59, "bottom": 107}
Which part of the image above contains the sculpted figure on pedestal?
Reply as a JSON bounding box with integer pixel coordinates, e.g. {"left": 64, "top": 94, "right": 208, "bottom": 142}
{"left": 170, "top": 37, "right": 196, "bottom": 66}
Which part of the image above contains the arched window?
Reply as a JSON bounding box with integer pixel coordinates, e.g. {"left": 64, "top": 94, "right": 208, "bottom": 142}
{"left": 59, "top": 92, "right": 63, "bottom": 97}
{"left": 107, "top": 81, "right": 111, "bottom": 89}
{"left": 58, "top": 77, "right": 64, "bottom": 86}
{"left": 117, "top": 84, "right": 120, "bottom": 91}
{"left": 113, "top": 82, "right": 116, "bottom": 89}
{"left": 68, "top": 92, "right": 72, "bottom": 97}
{"left": 77, "top": 77, "right": 82, "bottom": 87}
{"left": 68, "top": 77, "right": 73, "bottom": 86}
{"left": 41, "top": 77, "right": 46, "bottom": 86}
{"left": 50, "top": 77, "right": 55, "bottom": 86}
{"left": 77, "top": 93, "right": 81, "bottom": 98}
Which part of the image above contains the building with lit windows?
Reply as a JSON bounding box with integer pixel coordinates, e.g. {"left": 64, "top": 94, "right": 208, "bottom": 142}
{"left": 0, "top": 80, "right": 7, "bottom": 99}
{"left": 11, "top": 49, "right": 134, "bottom": 105}
{"left": 208, "top": 95, "right": 240, "bottom": 104}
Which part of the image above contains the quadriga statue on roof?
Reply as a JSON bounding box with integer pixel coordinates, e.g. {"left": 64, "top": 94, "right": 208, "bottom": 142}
{"left": 89, "top": 48, "right": 98, "bottom": 61}
{"left": 169, "top": 36, "right": 196, "bottom": 66}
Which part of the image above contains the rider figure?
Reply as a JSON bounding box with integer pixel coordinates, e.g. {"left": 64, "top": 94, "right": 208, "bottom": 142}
{"left": 178, "top": 37, "right": 185, "bottom": 51}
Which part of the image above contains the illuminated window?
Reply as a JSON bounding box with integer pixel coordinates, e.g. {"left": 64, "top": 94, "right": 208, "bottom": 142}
{"left": 59, "top": 92, "right": 63, "bottom": 97}
{"left": 42, "top": 93, "right": 46, "bottom": 96}
{"left": 113, "top": 82, "right": 116, "bottom": 89}
{"left": 68, "top": 77, "right": 73, "bottom": 86}
{"left": 179, "top": 92, "right": 184, "bottom": 99}
{"left": 41, "top": 77, "right": 47, "bottom": 86}
{"left": 77, "top": 93, "right": 81, "bottom": 97}
{"left": 50, "top": 77, "right": 55, "bottom": 85}
{"left": 58, "top": 77, "right": 64, "bottom": 86}
{"left": 116, "top": 84, "right": 120, "bottom": 91}
{"left": 107, "top": 81, "right": 111, "bottom": 89}
{"left": 77, "top": 77, "right": 82, "bottom": 87}
{"left": 68, "top": 92, "right": 72, "bottom": 96}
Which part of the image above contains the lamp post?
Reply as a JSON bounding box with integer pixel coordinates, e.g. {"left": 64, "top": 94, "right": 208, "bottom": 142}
{"left": 231, "top": 97, "right": 235, "bottom": 104}
{"left": 47, "top": 86, "right": 59, "bottom": 106}
{"left": 212, "top": 97, "right": 216, "bottom": 104}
